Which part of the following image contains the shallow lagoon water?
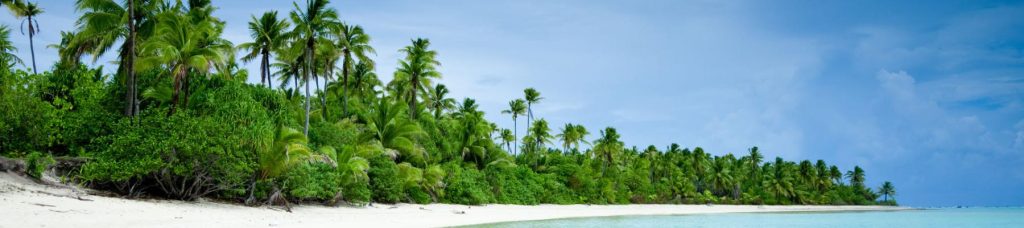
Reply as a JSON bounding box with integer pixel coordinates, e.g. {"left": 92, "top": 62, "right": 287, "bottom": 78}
{"left": 466, "top": 208, "right": 1024, "bottom": 228}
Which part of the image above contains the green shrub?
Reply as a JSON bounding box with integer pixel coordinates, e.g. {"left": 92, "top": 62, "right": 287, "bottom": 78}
{"left": 442, "top": 163, "right": 491, "bottom": 205}
{"left": 285, "top": 163, "right": 341, "bottom": 201}
{"left": 368, "top": 155, "right": 403, "bottom": 203}
{"left": 484, "top": 165, "right": 544, "bottom": 205}
{"left": 25, "top": 151, "right": 55, "bottom": 179}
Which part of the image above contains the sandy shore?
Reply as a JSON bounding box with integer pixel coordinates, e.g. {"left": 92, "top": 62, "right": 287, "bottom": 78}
{"left": 0, "top": 172, "right": 908, "bottom": 228}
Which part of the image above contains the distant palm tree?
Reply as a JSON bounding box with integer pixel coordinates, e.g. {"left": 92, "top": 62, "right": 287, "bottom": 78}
{"left": 593, "top": 127, "right": 623, "bottom": 176}
{"left": 9, "top": 1, "right": 41, "bottom": 74}
{"left": 572, "top": 124, "right": 589, "bottom": 151}
{"left": 429, "top": 84, "right": 456, "bottom": 119}
{"left": 337, "top": 23, "right": 375, "bottom": 116}
{"left": 523, "top": 88, "right": 542, "bottom": 132}
{"left": 747, "top": 146, "right": 763, "bottom": 181}
{"left": 528, "top": 118, "right": 552, "bottom": 152}
{"left": 878, "top": 181, "right": 895, "bottom": 201}
{"left": 557, "top": 123, "right": 577, "bottom": 153}
{"left": 829, "top": 165, "right": 843, "bottom": 185}
{"left": 501, "top": 99, "right": 526, "bottom": 156}
{"left": 846, "top": 166, "right": 866, "bottom": 187}
{"left": 395, "top": 38, "right": 440, "bottom": 120}
{"left": 348, "top": 61, "right": 379, "bottom": 103}
{"left": 499, "top": 128, "right": 514, "bottom": 152}
{"left": 238, "top": 11, "right": 290, "bottom": 88}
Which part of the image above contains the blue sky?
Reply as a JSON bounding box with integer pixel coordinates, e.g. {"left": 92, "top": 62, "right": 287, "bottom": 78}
{"left": 2, "top": 0, "right": 1023, "bottom": 207}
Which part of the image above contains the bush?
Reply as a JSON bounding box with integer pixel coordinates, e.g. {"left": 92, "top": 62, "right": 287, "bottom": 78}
{"left": 25, "top": 151, "right": 55, "bottom": 179}
{"left": 285, "top": 163, "right": 341, "bottom": 201}
{"left": 485, "top": 165, "right": 544, "bottom": 205}
{"left": 368, "top": 155, "right": 403, "bottom": 203}
{"left": 442, "top": 163, "right": 491, "bottom": 205}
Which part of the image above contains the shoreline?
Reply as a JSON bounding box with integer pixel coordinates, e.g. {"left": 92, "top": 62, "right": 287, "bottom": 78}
{"left": 0, "top": 173, "right": 909, "bottom": 227}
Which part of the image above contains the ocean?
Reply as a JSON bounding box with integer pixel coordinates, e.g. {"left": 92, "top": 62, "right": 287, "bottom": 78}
{"left": 466, "top": 207, "right": 1024, "bottom": 227}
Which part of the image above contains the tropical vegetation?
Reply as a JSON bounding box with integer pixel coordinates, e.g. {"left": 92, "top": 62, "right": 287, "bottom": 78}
{"left": 0, "top": 0, "right": 896, "bottom": 208}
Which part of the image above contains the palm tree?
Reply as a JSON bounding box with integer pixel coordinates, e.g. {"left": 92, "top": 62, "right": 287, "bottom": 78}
{"left": 74, "top": 0, "right": 159, "bottom": 117}
{"left": 394, "top": 38, "right": 440, "bottom": 120}
{"left": 238, "top": 11, "right": 290, "bottom": 88}
{"left": 527, "top": 118, "right": 552, "bottom": 152}
{"left": 878, "top": 181, "right": 895, "bottom": 201}
{"left": 643, "top": 145, "right": 659, "bottom": 183}
{"left": 337, "top": 23, "right": 374, "bottom": 116}
{"left": 348, "top": 61, "right": 379, "bottom": 103}
{"left": 501, "top": 99, "right": 526, "bottom": 156}
{"left": 137, "top": 7, "right": 229, "bottom": 115}
{"left": 556, "top": 123, "right": 577, "bottom": 153}
{"left": 0, "top": 25, "right": 23, "bottom": 70}
{"left": 359, "top": 98, "right": 426, "bottom": 165}
{"left": 572, "top": 124, "right": 589, "bottom": 152}
{"left": 746, "top": 146, "right": 763, "bottom": 183}
{"left": 846, "top": 166, "right": 866, "bottom": 187}
{"left": 829, "top": 165, "right": 843, "bottom": 185}
{"left": 523, "top": 87, "right": 542, "bottom": 132}
{"left": 428, "top": 84, "right": 456, "bottom": 119}
{"left": 593, "top": 127, "right": 623, "bottom": 176}
{"left": 9, "top": 1, "right": 40, "bottom": 74}
{"left": 499, "top": 128, "right": 514, "bottom": 152}
{"left": 290, "top": 0, "right": 340, "bottom": 135}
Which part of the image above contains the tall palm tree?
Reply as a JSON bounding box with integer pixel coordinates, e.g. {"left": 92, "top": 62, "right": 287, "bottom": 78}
{"left": 829, "top": 165, "right": 843, "bottom": 185}
{"left": 501, "top": 99, "right": 526, "bottom": 156}
{"left": 336, "top": 23, "right": 374, "bottom": 116}
{"left": 137, "top": 7, "right": 228, "bottom": 115}
{"left": 747, "top": 146, "right": 763, "bottom": 182}
{"left": 429, "top": 84, "right": 456, "bottom": 119}
{"left": 523, "top": 87, "right": 542, "bottom": 132}
{"left": 9, "top": 1, "right": 40, "bottom": 74}
{"left": 74, "top": 0, "right": 160, "bottom": 117}
{"left": 348, "top": 61, "right": 379, "bottom": 103}
{"left": 290, "top": 0, "right": 340, "bottom": 135}
{"left": 0, "top": 25, "right": 23, "bottom": 71}
{"left": 878, "top": 181, "right": 895, "bottom": 201}
{"left": 394, "top": 38, "right": 440, "bottom": 120}
{"left": 238, "top": 11, "right": 290, "bottom": 88}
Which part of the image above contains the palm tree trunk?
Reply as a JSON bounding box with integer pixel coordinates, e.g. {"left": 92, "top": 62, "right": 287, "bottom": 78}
{"left": 341, "top": 51, "right": 350, "bottom": 117}
{"left": 409, "top": 73, "right": 419, "bottom": 119}
{"left": 261, "top": 50, "right": 269, "bottom": 88}
{"left": 27, "top": 17, "right": 36, "bottom": 74}
{"left": 512, "top": 117, "right": 517, "bottom": 157}
{"left": 125, "top": 0, "right": 138, "bottom": 117}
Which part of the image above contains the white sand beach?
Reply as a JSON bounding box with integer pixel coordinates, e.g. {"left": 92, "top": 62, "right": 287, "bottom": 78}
{"left": 0, "top": 173, "right": 908, "bottom": 228}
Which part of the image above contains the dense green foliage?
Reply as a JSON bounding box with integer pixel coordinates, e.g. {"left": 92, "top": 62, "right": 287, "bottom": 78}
{"left": 0, "top": 0, "right": 896, "bottom": 206}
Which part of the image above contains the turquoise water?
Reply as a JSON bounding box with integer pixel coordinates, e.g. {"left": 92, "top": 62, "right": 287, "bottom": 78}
{"left": 466, "top": 208, "right": 1024, "bottom": 228}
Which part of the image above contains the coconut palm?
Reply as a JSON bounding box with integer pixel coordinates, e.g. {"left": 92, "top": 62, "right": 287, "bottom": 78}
{"left": 8, "top": 1, "right": 40, "bottom": 74}
{"left": 290, "top": 0, "right": 340, "bottom": 135}
{"left": 523, "top": 87, "right": 542, "bottom": 132}
{"left": 572, "top": 124, "right": 589, "bottom": 151}
{"left": 394, "top": 38, "right": 440, "bottom": 120}
{"left": 527, "top": 118, "right": 552, "bottom": 152}
{"left": 746, "top": 146, "right": 763, "bottom": 181}
{"left": 501, "top": 99, "right": 526, "bottom": 156}
{"left": 359, "top": 98, "right": 426, "bottom": 165}
{"left": 593, "top": 127, "right": 623, "bottom": 176}
{"left": 74, "top": 0, "right": 162, "bottom": 117}
{"left": 249, "top": 125, "right": 313, "bottom": 209}
{"left": 137, "top": 8, "right": 228, "bottom": 115}
{"left": 238, "top": 11, "right": 290, "bottom": 88}
{"left": 498, "top": 128, "right": 514, "bottom": 152}
{"left": 845, "top": 166, "right": 866, "bottom": 187}
{"left": 428, "top": 84, "right": 456, "bottom": 119}
{"left": 829, "top": 165, "right": 843, "bottom": 185}
{"left": 0, "top": 25, "right": 23, "bottom": 70}
{"left": 556, "top": 123, "right": 577, "bottom": 153}
{"left": 348, "top": 61, "right": 379, "bottom": 103}
{"left": 337, "top": 23, "right": 374, "bottom": 116}
{"left": 878, "top": 181, "right": 895, "bottom": 201}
